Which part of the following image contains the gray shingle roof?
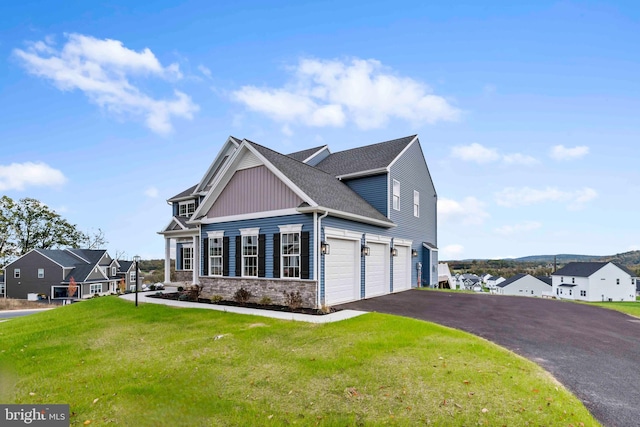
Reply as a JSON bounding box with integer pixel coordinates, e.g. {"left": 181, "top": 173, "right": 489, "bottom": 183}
{"left": 553, "top": 262, "right": 636, "bottom": 278}
{"left": 67, "top": 249, "right": 108, "bottom": 266}
{"left": 286, "top": 145, "right": 327, "bottom": 162}
{"left": 37, "top": 249, "right": 84, "bottom": 267}
{"left": 497, "top": 273, "right": 551, "bottom": 288}
{"left": 118, "top": 260, "right": 133, "bottom": 272}
{"left": 247, "top": 141, "right": 394, "bottom": 226}
{"left": 168, "top": 184, "right": 197, "bottom": 202}
{"left": 315, "top": 135, "right": 416, "bottom": 176}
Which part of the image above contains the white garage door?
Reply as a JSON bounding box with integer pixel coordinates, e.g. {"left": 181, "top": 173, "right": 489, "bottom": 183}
{"left": 393, "top": 246, "right": 411, "bottom": 292}
{"left": 325, "top": 238, "right": 360, "bottom": 305}
{"left": 365, "top": 242, "right": 389, "bottom": 298}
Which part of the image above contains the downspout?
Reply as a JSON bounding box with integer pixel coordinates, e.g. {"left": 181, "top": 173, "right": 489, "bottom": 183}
{"left": 317, "top": 210, "right": 329, "bottom": 308}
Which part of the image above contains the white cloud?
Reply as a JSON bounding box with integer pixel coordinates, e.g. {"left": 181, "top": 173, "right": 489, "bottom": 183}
{"left": 198, "top": 65, "right": 212, "bottom": 79}
{"left": 550, "top": 145, "right": 589, "bottom": 161}
{"left": 232, "top": 57, "right": 460, "bottom": 130}
{"left": 451, "top": 143, "right": 499, "bottom": 163}
{"left": 0, "top": 162, "right": 67, "bottom": 191}
{"left": 144, "top": 186, "right": 159, "bottom": 198}
{"left": 495, "top": 186, "right": 598, "bottom": 209}
{"left": 451, "top": 143, "right": 538, "bottom": 165}
{"left": 494, "top": 221, "right": 542, "bottom": 236}
{"left": 441, "top": 244, "right": 464, "bottom": 260}
{"left": 438, "top": 196, "right": 489, "bottom": 226}
{"left": 14, "top": 33, "right": 198, "bottom": 134}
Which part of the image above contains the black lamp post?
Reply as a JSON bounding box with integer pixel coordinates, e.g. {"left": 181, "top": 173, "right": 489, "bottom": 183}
{"left": 133, "top": 255, "right": 141, "bottom": 307}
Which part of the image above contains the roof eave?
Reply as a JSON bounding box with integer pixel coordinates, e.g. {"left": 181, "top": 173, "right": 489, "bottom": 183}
{"left": 297, "top": 206, "right": 396, "bottom": 228}
{"left": 336, "top": 167, "right": 388, "bottom": 180}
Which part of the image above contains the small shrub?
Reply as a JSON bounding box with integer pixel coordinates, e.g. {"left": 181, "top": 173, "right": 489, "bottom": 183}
{"left": 178, "top": 293, "right": 189, "bottom": 301}
{"left": 177, "top": 286, "right": 184, "bottom": 292}
{"left": 283, "top": 290, "right": 303, "bottom": 310}
{"left": 319, "top": 304, "right": 332, "bottom": 314}
{"left": 155, "top": 291, "right": 163, "bottom": 296}
{"left": 149, "top": 284, "right": 157, "bottom": 291}
{"left": 156, "top": 284, "right": 165, "bottom": 290}
{"left": 210, "top": 295, "right": 223, "bottom": 304}
{"left": 259, "top": 296, "right": 273, "bottom": 306}
{"left": 124, "top": 289, "right": 132, "bottom": 294}
{"left": 234, "top": 287, "right": 252, "bottom": 305}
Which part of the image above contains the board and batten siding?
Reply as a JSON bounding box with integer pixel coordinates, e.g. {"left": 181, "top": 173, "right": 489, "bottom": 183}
{"left": 343, "top": 173, "right": 388, "bottom": 216}
{"left": 207, "top": 166, "right": 304, "bottom": 218}
{"left": 389, "top": 139, "right": 438, "bottom": 286}
{"left": 200, "top": 213, "right": 315, "bottom": 280}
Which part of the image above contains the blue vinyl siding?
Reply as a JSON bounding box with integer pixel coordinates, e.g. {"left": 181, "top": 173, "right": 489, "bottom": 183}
{"left": 389, "top": 139, "right": 438, "bottom": 286}
{"left": 200, "top": 214, "right": 315, "bottom": 279}
{"left": 344, "top": 173, "right": 388, "bottom": 216}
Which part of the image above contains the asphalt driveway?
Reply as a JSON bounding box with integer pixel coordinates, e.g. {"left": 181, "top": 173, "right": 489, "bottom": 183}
{"left": 338, "top": 290, "right": 640, "bottom": 427}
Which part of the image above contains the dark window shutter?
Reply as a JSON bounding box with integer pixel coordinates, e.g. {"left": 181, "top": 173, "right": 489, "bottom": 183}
{"left": 273, "top": 234, "right": 281, "bottom": 278}
{"left": 235, "top": 236, "right": 242, "bottom": 277}
{"left": 177, "top": 246, "right": 183, "bottom": 270}
{"left": 202, "top": 238, "right": 209, "bottom": 276}
{"left": 301, "top": 231, "right": 310, "bottom": 279}
{"left": 258, "top": 234, "right": 266, "bottom": 277}
{"left": 223, "top": 237, "right": 230, "bottom": 276}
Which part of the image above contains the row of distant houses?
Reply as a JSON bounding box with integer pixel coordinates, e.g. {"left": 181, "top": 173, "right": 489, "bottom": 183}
{"left": 1, "top": 249, "right": 142, "bottom": 300}
{"left": 439, "top": 261, "right": 638, "bottom": 302}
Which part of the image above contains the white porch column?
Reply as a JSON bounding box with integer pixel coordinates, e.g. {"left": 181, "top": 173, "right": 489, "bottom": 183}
{"left": 192, "top": 234, "right": 200, "bottom": 285}
{"left": 164, "top": 237, "right": 171, "bottom": 284}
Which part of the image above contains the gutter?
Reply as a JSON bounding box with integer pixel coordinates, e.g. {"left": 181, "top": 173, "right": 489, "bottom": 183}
{"left": 316, "top": 210, "right": 329, "bottom": 308}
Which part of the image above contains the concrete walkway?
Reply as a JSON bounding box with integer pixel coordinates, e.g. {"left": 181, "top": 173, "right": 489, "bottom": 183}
{"left": 119, "top": 291, "right": 367, "bottom": 324}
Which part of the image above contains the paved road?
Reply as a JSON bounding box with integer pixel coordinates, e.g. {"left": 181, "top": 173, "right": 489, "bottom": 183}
{"left": 338, "top": 290, "right": 640, "bottom": 427}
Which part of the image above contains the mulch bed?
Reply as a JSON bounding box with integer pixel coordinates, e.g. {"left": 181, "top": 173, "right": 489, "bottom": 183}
{"left": 147, "top": 292, "right": 340, "bottom": 316}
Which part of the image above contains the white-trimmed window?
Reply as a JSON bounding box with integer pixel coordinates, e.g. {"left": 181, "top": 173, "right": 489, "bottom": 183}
{"left": 14, "top": 268, "right": 20, "bottom": 278}
{"left": 182, "top": 247, "right": 193, "bottom": 270}
{"left": 130, "top": 272, "right": 136, "bottom": 282}
{"left": 413, "top": 190, "right": 420, "bottom": 217}
{"left": 242, "top": 235, "right": 258, "bottom": 277}
{"left": 281, "top": 232, "right": 300, "bottom": 278}
{"left": 38, "top": 268, "right": 45, "bottom": 279}
{"left": 112, "top": 266, "right": 117, "bottom": 276}
{"left": 393, "top": 179, "right": 400, "bottom": 210}
{"left": 90, "top": 283, "right": 101, "bottom": 294}
{"left": 209, "top": 237, "right": 223, "bottom": 276}
{"left": 178, "top": 201, "right": 196, "bottom": 217}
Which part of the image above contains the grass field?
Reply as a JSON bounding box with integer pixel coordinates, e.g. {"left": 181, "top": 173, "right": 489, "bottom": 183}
{"left": 589, "top": 300, "right": 640, "bottom": 318}
{"left": 0, "top": 297, "right": 599, "bottom": 426}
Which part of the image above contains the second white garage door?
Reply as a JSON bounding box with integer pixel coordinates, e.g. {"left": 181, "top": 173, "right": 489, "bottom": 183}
{"left": 365, "top": 242, "right": 389, "bottom": 298}
{"left": 325, "top": 237, "right": 360, "bottom": 306}
{"left": 393, "top": 245, "right": 411, "bottom": 292}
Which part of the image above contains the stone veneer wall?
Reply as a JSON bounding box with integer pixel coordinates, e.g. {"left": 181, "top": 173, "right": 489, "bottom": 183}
{"left": 174, "top": 271, "right": 192, "bottom": 284}
{"left": 199, "top": 277, "right": 318, "bottom": 308}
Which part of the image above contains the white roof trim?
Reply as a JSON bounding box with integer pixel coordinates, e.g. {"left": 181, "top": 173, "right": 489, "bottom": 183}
{"left": 302, "top": 145, "right": 330, "bottom": 164}
{"left": 194, "top": 136, "right": 240, "bottom": 194}
{"left": 297, "top": 205, "right": 396, "bottom": 228}
{"left": 387, "top": 135, "right": 419, "bottom": 169}
{"left": 197, "top": 208, "right": 300, "bottom": 225}
{"left": 336, "top": 167, "right": 388, "bottom": 180}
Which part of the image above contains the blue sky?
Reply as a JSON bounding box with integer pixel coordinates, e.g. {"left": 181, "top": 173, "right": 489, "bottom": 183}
{"left": 1, "top": 1, "right": 639, "bottom": 260}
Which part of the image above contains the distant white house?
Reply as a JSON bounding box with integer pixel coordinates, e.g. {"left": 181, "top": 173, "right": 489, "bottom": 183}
{"left": 455, "top": 273, "right": 481, "bottom": 291}
{"left": 486, "top": 275, "right": 506, "bottom": 291}
{"left": 497, "top": 273, "right": 551, "bottom": 297}
{"left": 551, "top": 262, "right": 636, "bottom": 302}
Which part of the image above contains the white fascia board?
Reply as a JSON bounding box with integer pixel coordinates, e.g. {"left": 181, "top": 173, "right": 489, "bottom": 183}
{"left": 302, "top": 146, "right": 330, "bottom": 164}
{"left": 198, "top": 208, "right": 300, "bottom": 224}
{"left": 324, "top": 227, "right": 363, "bottom": 240}
{"left": 157, "top": 229, "right": 199, "bottom": 239}
{"left": 297, "top": 206, "right": 396, "bottom": 229}
{"left": 194, "top": 136, "right": 240, "bottom": 193}
{"left": 387, "top": 135, "right": 419, "bottom": 169}
{"left": 159, "top": 217, "right": 188, "bottom": 233}
{"left": 336, "top": 167, "right": 388, "bottom": 180}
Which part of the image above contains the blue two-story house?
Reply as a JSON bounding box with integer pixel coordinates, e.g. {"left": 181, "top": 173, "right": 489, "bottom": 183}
{"left": 159, "top": 135, "right": 437, "bottom": 308}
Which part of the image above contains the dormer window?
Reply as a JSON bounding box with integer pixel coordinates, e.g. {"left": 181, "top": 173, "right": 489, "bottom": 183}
{"left": 179, "top": 201, "right": 196, "bottom": 217}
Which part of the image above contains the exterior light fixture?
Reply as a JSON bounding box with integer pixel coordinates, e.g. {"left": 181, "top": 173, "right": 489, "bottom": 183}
{"left": 320, "top": 241, "right": 330, "bottom": 255}
{"left": 412, "top": 249, "right": 418, "bottom": 257}
{"left": 391, "top": 247, "right": 398, "bottom": 257}
{"left": 133, "top": 255, "right": 141, "bottom": 307}
{"left": 362, "top": 245, "right": 370, "bottom": 256}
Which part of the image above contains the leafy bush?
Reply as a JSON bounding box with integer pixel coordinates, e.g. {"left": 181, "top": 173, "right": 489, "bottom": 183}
{"left": 233, "top": 287, "right": 252, "bottom": 305}
{"left": 283, "top": 290, "right": 303, "bottom": 310}
{"left": 186, "top": 285, "right": 203, "bottom": 301}
{"left": 210, "top": 295, "right": 223, "bottom": 304}
{"left": 149, "top": 284, "right": 156, "bottom": 291}
{"left": 259, "top": 296, "right": 272, "bottom": 306}
{"left": 178, "top": 293, "right": 189, "bottom": 301}
{"left": 177, "top": 286, "right": 184, "bottom": 292}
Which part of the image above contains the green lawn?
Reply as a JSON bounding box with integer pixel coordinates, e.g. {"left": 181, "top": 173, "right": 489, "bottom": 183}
{"left": 589, "top": 300, "right": 640, "bottom": 318}
{"left": 0, "top": 297, "right": 598, "bottom": 426}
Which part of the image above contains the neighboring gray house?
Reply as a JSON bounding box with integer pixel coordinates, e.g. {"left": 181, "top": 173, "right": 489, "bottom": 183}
{"left": 496, "top": 274, "right": 551, "bottom": 297}
{"left": 552, "top": 262, "right": 636, "bottom": 302}
{"left": 159, "top": 135, "right": 438, "bottom": 308}
{"left": 0, "top": 274, "right": 4, "bottom": 297}
{"left": 115, "top": 260, "right": 143, "bottom": 292}
{"left": 3, "top": 249, "right": 121, "bottom": 300}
